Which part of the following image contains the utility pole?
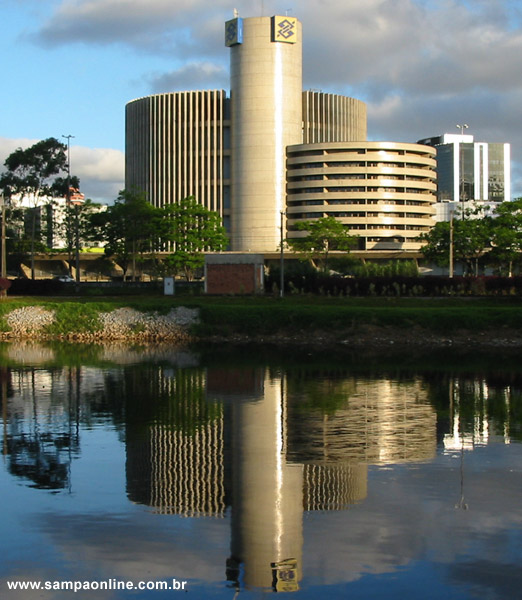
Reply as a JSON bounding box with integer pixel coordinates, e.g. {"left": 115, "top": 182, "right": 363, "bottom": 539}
{"left": 280, "top": 210, "right": 285, "bottom": 298}
{"left": 62, "top": 135, "right": 77, "bottom": 280}
{"left": 0, "top": 194, "right": 6, "bottom": 279}
{"left": 449, "top": 208, "right": 454, "bottom": 278}
{"left": 456, "top": 124, "right": 468, "bottom": 204}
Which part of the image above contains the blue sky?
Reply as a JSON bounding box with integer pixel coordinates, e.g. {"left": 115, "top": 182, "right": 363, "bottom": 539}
{"left": 2, "top": 0, "right": 522, "bottom": 203}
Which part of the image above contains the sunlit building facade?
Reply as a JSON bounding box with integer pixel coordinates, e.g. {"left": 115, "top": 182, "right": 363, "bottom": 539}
{"left": 418, "top": 133, "right": 511, "bottom": 221}
{"left": 125, "top": 15, "right": 371, "bottom": 253}
{"left": 286, "top": 142, "right": 437, "bottom": 251}
{"left": 125, "top": 90, "right": 230, "bottom": 227}
{"left": 125, "top": 13, "right": 440, "bottom": 253}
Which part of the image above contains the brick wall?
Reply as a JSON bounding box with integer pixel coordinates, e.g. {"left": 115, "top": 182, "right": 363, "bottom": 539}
{"left": 206, "top": 263, "right": 259, "bottom": 294}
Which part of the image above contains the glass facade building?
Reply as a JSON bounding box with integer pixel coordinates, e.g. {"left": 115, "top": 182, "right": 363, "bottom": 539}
{"left": 418, "top": 134, "right": 511, "bottom": 206}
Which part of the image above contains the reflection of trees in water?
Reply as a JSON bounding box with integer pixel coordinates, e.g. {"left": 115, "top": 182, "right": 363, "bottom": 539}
{"left": 442, "top": 376, "right": 521, "bottom": 449}
{"left": 424, "top": 370, "right": 522, "bottom": 447}
{"left": 123, "top": 365, "right": 223, "bottom": 433}
{"left": 3, "top": 366, "right": 81, "bottom": 491}
{"left": 8, "top": 434, "right": 71, "bottom": 490}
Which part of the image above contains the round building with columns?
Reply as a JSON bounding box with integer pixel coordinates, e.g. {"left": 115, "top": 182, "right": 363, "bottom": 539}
{"left": 286, "top": 142, "right": 437, "bottom": 251}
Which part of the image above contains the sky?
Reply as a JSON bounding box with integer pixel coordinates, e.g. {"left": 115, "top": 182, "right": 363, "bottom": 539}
{"left": 2, "top": 0, "right": 522, "bottom": 204}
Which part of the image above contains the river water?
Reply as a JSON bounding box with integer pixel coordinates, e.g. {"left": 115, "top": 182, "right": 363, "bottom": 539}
{"left": 1, "top": 342, "right": 521, "bottom": 599}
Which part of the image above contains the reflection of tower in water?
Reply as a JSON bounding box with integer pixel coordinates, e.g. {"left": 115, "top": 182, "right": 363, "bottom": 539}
{"left": 226, "top": 371, "right": 303, "bottom": 592}
{"left": 124, "top": 366, "right": 437, "bottom": 593}
{"left": 225, "top": 372, "right": 437, "bottom": 591}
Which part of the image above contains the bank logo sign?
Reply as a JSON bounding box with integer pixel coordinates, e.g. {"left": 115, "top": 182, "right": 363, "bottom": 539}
{"left": 272, "top": 16, "right": 298, "bottom": 43}
{"left": 225, "top": 18, "right": 243, "bottom": 46}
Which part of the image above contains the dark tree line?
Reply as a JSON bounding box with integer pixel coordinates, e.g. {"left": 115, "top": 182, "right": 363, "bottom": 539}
{"left": 419, "top": 200, "right": 522, "bottom": 276}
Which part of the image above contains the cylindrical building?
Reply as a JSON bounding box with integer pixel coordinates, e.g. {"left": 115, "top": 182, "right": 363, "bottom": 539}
{"left": 125, "top": 90, "right": 229, "bottom": 219}
{"left": 302, "top": 91, "right": 367, "bottom": 144}
{"left": 228, "top": 16, "right": 303, "bottom": 252}
{"left": 286, "top": 141, "right": 437, "bottom": 251}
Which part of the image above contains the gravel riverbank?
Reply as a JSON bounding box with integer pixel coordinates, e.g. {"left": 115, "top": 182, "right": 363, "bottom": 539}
{"left": 2, "top": 305, "right": 199, "bottom": 342}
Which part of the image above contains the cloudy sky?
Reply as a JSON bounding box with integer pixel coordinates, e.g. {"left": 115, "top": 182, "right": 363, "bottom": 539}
{"left": 2, "top": 0, "right": 522, "bottom": 203}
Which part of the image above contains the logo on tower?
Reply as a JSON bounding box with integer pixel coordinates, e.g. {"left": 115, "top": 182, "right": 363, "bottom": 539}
{"left": 225, "top": 17, "right": 243, "bottom": 47}
{"left": 272, "top": 16, "right": 298, "bottom": 43}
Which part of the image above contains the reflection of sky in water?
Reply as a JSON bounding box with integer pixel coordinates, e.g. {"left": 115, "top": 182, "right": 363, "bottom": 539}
{"left": 0, "top": 346, "right": 521, "bottom": 599}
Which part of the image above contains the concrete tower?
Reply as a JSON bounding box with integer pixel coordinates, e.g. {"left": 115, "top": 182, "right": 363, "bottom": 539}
{"left": 229, "top": 372, "right": 303, "bottom": 591}
{"left": 227, "top": 15, "right": 303, "bottom": 252}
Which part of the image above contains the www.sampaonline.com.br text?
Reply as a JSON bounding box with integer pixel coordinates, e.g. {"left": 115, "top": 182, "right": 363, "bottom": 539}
{"left": 6, "top": 578, "right": 188, "bottom": 593}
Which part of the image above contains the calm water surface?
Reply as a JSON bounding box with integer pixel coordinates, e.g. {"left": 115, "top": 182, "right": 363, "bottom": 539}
{"left": 1, "top": 342, "right": 521, "bottom": 599}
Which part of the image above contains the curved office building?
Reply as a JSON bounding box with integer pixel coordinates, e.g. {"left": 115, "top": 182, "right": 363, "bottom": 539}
{"left": 302, "top": 91, "right": 366, "bottom": 144}
{"left": 125, "top": 14, "right": 446, "bottom": 254}
{"left": 286, "top": 141, "right": 437, "bottom": 251}
{"left": 125, "top": 90, "right": 229, "bottom": 218}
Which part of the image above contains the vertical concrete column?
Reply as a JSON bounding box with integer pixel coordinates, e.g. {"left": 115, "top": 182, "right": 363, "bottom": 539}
{"left": 228, "top": 16, "right": 303, "bottom": 251}
{"left": 230, "top": 372, "right": 303, "bottom": 590}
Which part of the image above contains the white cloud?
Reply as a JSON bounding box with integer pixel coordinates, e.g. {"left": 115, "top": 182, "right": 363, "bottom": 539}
{"left": 299, "top": 0, "right": 522, "bottom": 96}
{"left": 26, "top": 1, "right": 522, "bottom": 197}
{"left": 0, "top": 137, "right": 37, "bottom": 160}
{"left": 149, "top": 62, "right": 228, "bottom": 93}
{"left": 33, "top": 0, "right": 233, "bottom": 57}
{"left": 71, "top": 146, "right": 125, "bottom": 203}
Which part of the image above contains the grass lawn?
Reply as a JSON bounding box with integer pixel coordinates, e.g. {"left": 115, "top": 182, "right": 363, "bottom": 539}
{"left": 0, "top": 294, "right": 520, "bottom": 338}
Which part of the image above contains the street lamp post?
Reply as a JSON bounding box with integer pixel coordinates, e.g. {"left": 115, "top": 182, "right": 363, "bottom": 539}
{"left": 456, "top": 124, "right": 468, "bottom": 137}
{"left": 0, "top": 194, "right": 6, "bottom": 279}
{"left": 449, "top": 208, "right": 454, "bottom": 278}
{"left": 456, "top": 124, "right": 468, "bottom": 204}
{"left": 280, "top": 210, "right": 286, "bottom": 298}
{"left": 62, "top": 135, "right": 78, "bottom": 281}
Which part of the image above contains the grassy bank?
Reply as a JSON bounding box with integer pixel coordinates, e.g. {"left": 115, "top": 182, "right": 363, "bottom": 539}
{"left": 0, "top": 295, "right": 521, "bottom": 342}
{"left": 192, "top": 297, "right": 522, "bottom": 341}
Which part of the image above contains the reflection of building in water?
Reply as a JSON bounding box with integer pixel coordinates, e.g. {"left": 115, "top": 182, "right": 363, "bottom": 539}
{"left": 141, "top": 420, "right": 225, "bottom": 517}
{"left": 226, "top": 371, "right": 303, "bottom": 591}
{"left": 444, "top": 378, "right": 513, "bottom": 452}
{"left": 287, "top": 378, "right": 437, "bottom": 467}
{"left": 303, "top": 463, "right": 367, "bottom": 511}
{"left": 2, "top": 366, "right": 83, "bottom": 490}
{"left": 124, "top": 367, "right": 438, "bottom": 593}
{"left": 125, "top": 368, "right": 226, "bottom": 517}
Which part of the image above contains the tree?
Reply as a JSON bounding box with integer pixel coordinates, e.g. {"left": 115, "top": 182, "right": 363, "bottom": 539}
{"left": 0, "top": 138, "right": 67, "bottom": 278}
{"left": 488, "top": 198, "right": 522, "bottom": 276}
{"left": 54, "top": 197, "right": 105, "bottom": 278}
{"left": 161, "top": 197, "right": 228, "bottom": 281}
{"left": 286, "top": 216, "right": 357, "bottom": 272}
{"left": 89, "top": 189, "right": 160, "bottom": 281}
{"left": 51, "top": 175, "right": 81, "bottom": 253}
{"left": 419, "top": 205, "right": 492, "bottom": 275}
